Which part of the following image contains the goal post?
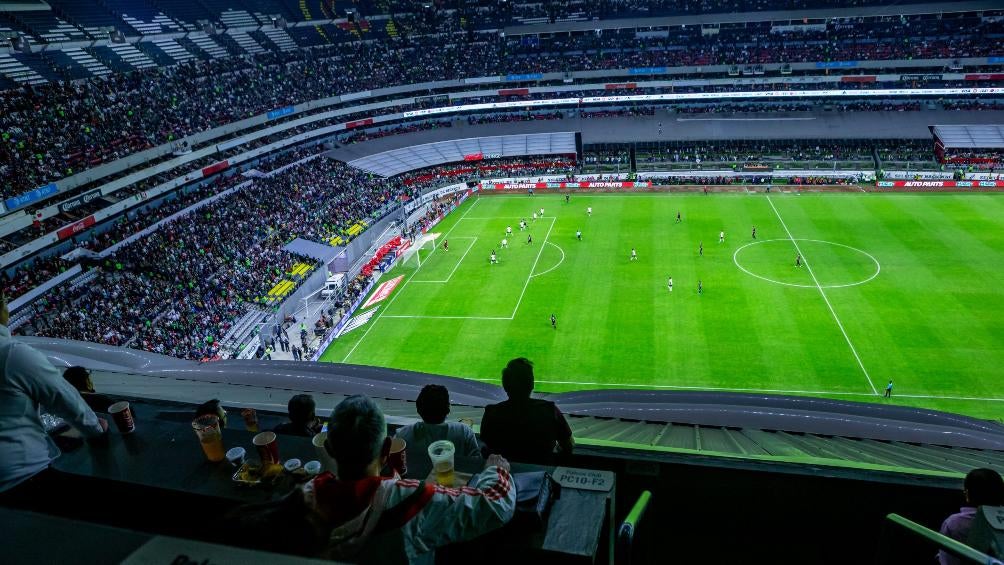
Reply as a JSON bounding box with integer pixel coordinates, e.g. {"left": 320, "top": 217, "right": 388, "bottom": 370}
{"left": 400, "top": 233, "right": 440, "bottom": 268}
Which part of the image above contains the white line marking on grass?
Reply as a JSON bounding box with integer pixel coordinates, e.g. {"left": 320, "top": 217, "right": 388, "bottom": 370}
{"left": 676, "top": 117, "right": 817, "bottom": 122}
{"left": 382, "top": 315, "right": 511, "bottom": 320}
{"left": 411, "top": 236, "right": 478, "bottom": 283}
{"left": 465, "top": 378, "right": 1004, "bottom": 402}
{"left": 766, "top": 194, "right": 879, "bottom": 396}
{"left": 530, "top": 241, "right": 565, "bottom": 278}
{"left": 341, "top": 198, "right": 481, "bottom": 362}
{"left": 511, "top": 217, "right": 556, "bottom": 318}
{"left": 732, "top": 238, "right": 881, "bottom": 289}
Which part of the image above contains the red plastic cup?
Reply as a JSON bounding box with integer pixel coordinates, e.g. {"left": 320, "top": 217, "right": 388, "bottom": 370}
{"left": 388, "top": 437, "right": 407, "bottom": 476}
{"left": 240, "top": 408, "right": 259, "bottom": 432}
{"left": 108, "top": 401, "right": 135, "bottom": 434}
{"left": 253, "top": 431, "right": 280, "bottom": 464}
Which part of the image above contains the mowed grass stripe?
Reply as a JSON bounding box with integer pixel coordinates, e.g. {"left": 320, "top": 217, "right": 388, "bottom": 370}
{"left": 321, "top": 192, "right": 1004, "bottom": 420}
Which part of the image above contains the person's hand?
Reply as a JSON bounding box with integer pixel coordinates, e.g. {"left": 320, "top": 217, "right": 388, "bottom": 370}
{"left": 97, "top": 418, "right": 109, "bottom": 433}
{"left": 0, "top": 292, "right": 9, "bottom": 327}
{"left": 486, "top": 454, "right": 510, "bottom": 473}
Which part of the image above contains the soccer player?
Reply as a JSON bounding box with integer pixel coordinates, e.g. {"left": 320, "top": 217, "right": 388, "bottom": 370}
{"left": 587, "top": 206, "right": 592, "bottom": 217}
{"left": 565, "top": 194, "right": 570, "bottom": 204}
{"left": 704, "top": 186, "right": 708, "bottom": 196}
{"left": 719, "top": 230, "right": 725, "bottom": 243}
{"left": 884, "top": 380, "right": 893, "bottom": 398}
{"left": 527, "top": 234, "right": 533, "bottom": 245}
{"left": 506, "top": 225, "right": 513, "bottom": 237}
{"left": 698, "top": 280, "right": 703, "bottom": 295}
{"left": 668, "top": 276, "right": 673, "bottom": 292}
{"left": 520, "top": 220, "right": 526, "bottom": 231}
{"left": 443, "top": 239, "right": 449, "bottom": 251}
{"left": 532, "top": 212, "right": 538, "bottom": 222}
{"left": 550, "top": 313, "right": 556, "bottom": 329}
{"left": 795, "top": 253, "right": 802, "bottom": 268}
{"left": 630, "top": 248, "right": 638, "bottom": 261}
{"left": 539, "top": 207, "right": 544, "bottom": 217}
{"left": 752, "top": 225, "right": 757, "bottom": 239}
{"left": 576, "top": 229, "right": 582, "bottom": 241}
{"left": 676, "top": 211, "right": 681, "bottom": 223}
{"left": 528, "top": 187, "right": 534, "bottom": 196}
{"left": 490, "top": 250, "right": 498, "bottom": 264}
{"left": 501, "top": 238, "right": 508, "bottom": 249}
{"left": 699, "top": 242, "right": 703, "bottom": 257}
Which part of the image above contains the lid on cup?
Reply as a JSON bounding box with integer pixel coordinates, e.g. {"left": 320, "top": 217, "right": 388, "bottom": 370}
{"left": 253, "top": 431, "right": 277, "bottom": 445}
{"left": 108, "top": 401, "right": 129, "bottom": 413}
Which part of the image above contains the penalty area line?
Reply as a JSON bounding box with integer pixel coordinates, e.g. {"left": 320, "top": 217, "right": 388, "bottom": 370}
{"left": 510, "top": 217, "right": 556, "bottom": 318}
{"left": 340, "top": 197, "right": 480, "bottom": 363}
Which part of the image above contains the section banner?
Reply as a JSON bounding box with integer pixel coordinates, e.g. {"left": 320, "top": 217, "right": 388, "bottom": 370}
{"left": 876, "top": 180, "right": 1004, "bottom": 188}
{"left": 6, "top": 182, "right": 58, "bottom": 211}
{"left": 201, "top": 160, "right": 230, "bottom": 177}
{"left": 58, "top": 189, "right": 102, "bottom": 213}
{"left": 505, "top": 73, "right": 543, "bottom": 81}
{"left": 498, "top": 88, "right": 530, "bottom": 96}
{"left": 345, "top": 118, "right": 374, "bottom": 129}
{"left": 484, "top": 181, "right": 653, "bottom": 190}
{"left": 56, "top": 215, "right": 96, "bottom": 240}
{"left": 628, "top": 67, "right": 667, "bottom": 75}
{"left": 815, "top": 61, "right": 858, "bottom": 68}
{"left": 266, "top": 106, "right": 295, "bottom": 120}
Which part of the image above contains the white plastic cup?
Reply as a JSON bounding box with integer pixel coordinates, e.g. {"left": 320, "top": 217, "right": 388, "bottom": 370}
{"left": 226, "top": 447, "right": 246, "bottom": 467}
{"left": 312, "top": 432, "right": 338, "bottom": 473}
{"left": 304, "top": 460, "right": 322, "bottom": 476}
{"left": 427, "top": 440, "right": 456, "bottom": 486}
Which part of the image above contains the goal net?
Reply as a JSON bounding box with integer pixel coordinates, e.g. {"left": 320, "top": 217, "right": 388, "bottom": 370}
{"left": 399, "top": 233, "right": 440, "bottom": 268}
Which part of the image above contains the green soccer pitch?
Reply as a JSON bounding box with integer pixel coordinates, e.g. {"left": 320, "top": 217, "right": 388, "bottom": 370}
{"left": 319, "top": 191, "right": 1004, "bottom": 420}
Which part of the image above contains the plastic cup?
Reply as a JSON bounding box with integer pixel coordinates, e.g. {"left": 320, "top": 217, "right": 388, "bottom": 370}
{"left": 192, "top": 415, "right": 226, "bottom": 462}
{"left": 108, "top": 401, "right": 135, "bottom": 434}
{"left": 240, "top": 408, "right": 259, "bottom": 432}
{"left": 226, "top": 447, "right": 246, "bottom": 467}
{"left": 428, "top": 440, "right": 455, "bottom": 486}
{"left": 312, "top": 432, "right": 338, "bottom": 473}
{"left": 283, "top": 458, "right": 302, "bottom": 473}
{"left": 304, "top": 461, "right": 322, "bottom": 476}
{"left": 388, "top": 437, "right": 407, "bottom": 476}
{"left": 253, "top": 431, "right": 280, "bottom": 464}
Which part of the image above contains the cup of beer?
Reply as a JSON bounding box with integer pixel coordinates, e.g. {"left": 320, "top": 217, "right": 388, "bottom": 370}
{"left": 192, "top": 415, "right": 226, "bottom": 462}
{"left": 427, "top": 440, "right": 455, "bottom": 486}
{"left": 387, "top": 437, "right": 407, "bottom": 477}
{"left": 240, "top": 408, "right": 259, "bottom": 432}
{"left": 108, "top": 401, "right": 136, "bottom": 434}
{"left": 312, "top": 431, "right": 338, "bottom": 473}
{"left": 253, "top": 431, "right": 280, "bottom": 465}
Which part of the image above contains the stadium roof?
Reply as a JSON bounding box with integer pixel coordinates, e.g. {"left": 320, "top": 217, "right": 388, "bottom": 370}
{"left": 930, "top": 125, "right": 1004, "bottom": 149}
{"left": 347, "top": 132, "right": 577, "bottom": 178}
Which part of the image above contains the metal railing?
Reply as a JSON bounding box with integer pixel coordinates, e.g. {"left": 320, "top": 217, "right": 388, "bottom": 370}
{"left": 885, "top": 513, "right": 1002, "bottom": 565}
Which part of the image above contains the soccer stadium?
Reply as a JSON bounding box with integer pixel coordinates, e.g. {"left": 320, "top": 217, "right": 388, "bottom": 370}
{"left": 1, "top": 0, "right": 1004, "bottom": 563}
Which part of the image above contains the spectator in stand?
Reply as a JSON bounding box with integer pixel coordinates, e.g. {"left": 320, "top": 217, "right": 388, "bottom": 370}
{"left": 937, "top": 468, "right": 1004, "bottom": 565}
{"left": 480, "top": 358, "right": 574, "bottom": 463}
{"left": 274, "top": 394, "right": 323, "bottom": 437}
{"left": 62, "top": 366, "right": 114, "bottom": 413}
{"left": 195, "top": 399, "right": 228, "bottom": 428}
{"left": 394, "top": 384, "right": 481, "bottom": 465}
{"left": 0, "top": 294, "right": 107, "bottom": 494}
{"left": 301, "top": 395, "right": 515, "bottom": 563}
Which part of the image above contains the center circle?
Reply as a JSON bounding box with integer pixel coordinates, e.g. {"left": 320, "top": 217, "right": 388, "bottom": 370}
{"left": 732, "top": 239, "right": 880, "bottom": 289}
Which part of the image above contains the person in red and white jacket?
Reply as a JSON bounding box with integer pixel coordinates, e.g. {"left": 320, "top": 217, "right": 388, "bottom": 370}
{"left": 302, "top": 395, "right": 515, "bottom": 565}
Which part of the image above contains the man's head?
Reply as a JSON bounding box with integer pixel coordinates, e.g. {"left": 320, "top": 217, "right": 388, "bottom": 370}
{"left": 325, "top": 395, "right": 389, "bottom": 480}
{"left": 287, "top": 394, "right": 317, "bottom": 427}
{"left": 501, "top": 357, "right": 534, "bottom": 400}
{"left": 195, "top": 399, "right": 227, "bottom": 427}
{"left": 64, "top": 366, "right": 94, "bottom": 393}
{"left": 964, "top": 468, "right": 1004, "bottom": 507}
{"left": 416, "top": 384, "right": 450, "bottom": 424}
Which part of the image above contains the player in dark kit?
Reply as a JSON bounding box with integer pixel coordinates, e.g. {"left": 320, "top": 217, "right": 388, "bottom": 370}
{"left": 752, "top": 226, "right": 757, "bottom": 239}
{"left": 527, "top": 233, "right": 533, "bottom": 245}
{"left": 795, "top": 253, "right": 802, "bottom": 267}
{"left": 443, "top": 239, "right": 449, "bottom": 251}
{"left": 698, "top": 280, "right": 703, "bottom": 294}
{"left": 550, "top": 314, "right": 556, "bottom": 329}
{"left": 676, "top": 211, "right": 682, "bottom": 223}
{"left": 565, "top": 193, "right": 570, "bottom": 204}
{"left": 699, "top": 242, "right": 703, "bottom": 257}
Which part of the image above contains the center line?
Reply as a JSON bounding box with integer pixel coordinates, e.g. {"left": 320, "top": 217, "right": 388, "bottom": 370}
{"left": 766, "top": 195, "right": 879, "bottom": 396}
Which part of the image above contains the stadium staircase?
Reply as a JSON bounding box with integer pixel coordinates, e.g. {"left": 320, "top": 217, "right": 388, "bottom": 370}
{"left": 148, "top": 38, "right": 198, "bottom": 64}
{"left": 261, "top": 27, "right": 298, "bottom": 51}
{"left": 187, "top": 33, "right": 228, "bottom": 58}
{"left": 101, "top": 43, "right": 158, "bottom": 71}
{"left": 0, "top": 53, "right": 48, "bottom": 86}
{"left": 219, "top": 307, "right": 272, "bottom": 358}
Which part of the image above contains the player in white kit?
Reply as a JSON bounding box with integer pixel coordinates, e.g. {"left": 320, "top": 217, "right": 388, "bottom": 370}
{"left": 668, "top": 277, "right": 673, "bottom": 292}
{"left": 719, "top": 231, "right": 725, "bottom": 243}
{"left": 501, "top": 238, "right": 508, "bottom": 249}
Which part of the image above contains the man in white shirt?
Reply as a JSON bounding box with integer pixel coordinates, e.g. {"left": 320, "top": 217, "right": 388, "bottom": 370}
{"left": 395, "top": 385, "right": 481, "bottom": 464}
{"left": 0, "top": 294, "right": 107, "bottom": 493}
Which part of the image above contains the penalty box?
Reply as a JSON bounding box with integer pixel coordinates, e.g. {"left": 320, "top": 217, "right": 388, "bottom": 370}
{"left": 384, "top": 216, "right": 556, "bottom": 319}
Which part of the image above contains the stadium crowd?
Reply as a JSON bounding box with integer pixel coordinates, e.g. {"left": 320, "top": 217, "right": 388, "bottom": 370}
{"left": 2, "top": 12, "right": 1001, "bottom": 198}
